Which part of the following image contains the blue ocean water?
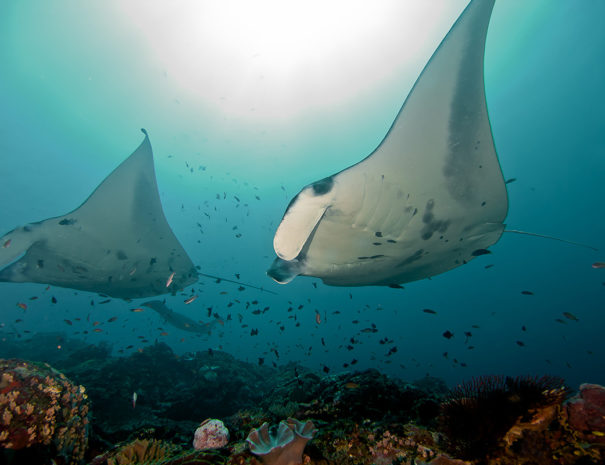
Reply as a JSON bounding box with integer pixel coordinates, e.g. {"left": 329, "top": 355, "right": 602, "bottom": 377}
{"left": 0, "top": 0, "right": 603, "bottom": 391}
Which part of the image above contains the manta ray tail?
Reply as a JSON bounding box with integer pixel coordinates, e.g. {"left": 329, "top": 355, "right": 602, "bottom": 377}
{"left": 504, "top": 230, "right": 598, "bottom": 251}
{"left": 198, "top": 272, "right": 278, "bottom": 295}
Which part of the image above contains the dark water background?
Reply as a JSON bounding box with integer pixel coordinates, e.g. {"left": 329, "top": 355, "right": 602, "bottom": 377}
{"left": 0, "top": 0, "right": 603, "bottom": 390}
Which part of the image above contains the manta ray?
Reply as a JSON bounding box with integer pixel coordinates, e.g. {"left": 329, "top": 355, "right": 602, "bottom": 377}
{"left": 142, "top": 300, "right": 216, "bottom": 335}
{"left": 0, "top": 130, "right": 198, "bottom": 299}
{"left": 268, "top": 0, "right": 508, "bottom": 287}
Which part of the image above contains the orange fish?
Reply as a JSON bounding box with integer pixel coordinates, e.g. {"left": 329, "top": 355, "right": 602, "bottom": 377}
{"left": 184, "top": 295, "right": 198, "bottom": 305}
{"left": 166, "top": 272, "right": 175, "bottom": 287}
{"left": 344, "top": 382, "right": 359, "bottom": 389}
{"left": 92, "top": 321, "right": 101, "bottom": 326}
{"left": 160, "top": 332, "right": 169, "bottom": 336}
{"left": 315, "top": 311, "right": 321, "bottom": 325}
{"left": 131, "top": 308, "right": 145, "bottom": 313}
{"left": 592, "top": 262, "right": 605, "bottom": 269}
{"left": 93, "top": 328, "right": 103, "bottom": 333}
{"left": 2, "top": 239, "right": 11, "bottom": 248}
{"left": 16, "top": 302, "right": 27, "bottom": 310}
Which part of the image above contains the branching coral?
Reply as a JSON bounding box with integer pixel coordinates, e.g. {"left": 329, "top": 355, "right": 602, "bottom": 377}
{"left": 438, "top": 375, "right": 568, "bottom": 461}
{"left": 246, "top": 418, "right": 317, "bottom": 465}
{"left": 0, "top": 358, "right": 89, "bottom": 463}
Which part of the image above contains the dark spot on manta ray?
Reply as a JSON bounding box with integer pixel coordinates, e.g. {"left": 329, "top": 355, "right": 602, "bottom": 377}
{"left": 370, "top": 255, "right": 384, "bottom": 259}
{"left": 59, "top": 218, "right": 77, "bottom": 226}
{"left": 311, "top": 176, "right": 334, "bottom": 195}
{"left": 471, "top": 249, "right": 491, "bottom": 256}
{"left": 375, "top": 231, "right": 383, "bottom": 237}
{"left": 373, "top": 242, "right": 381, "bottom": 246}
{"left": 37, "top": 259, "right": 44, "bottom": 268}
{"left": 116, "top": 250, "right": 128, "bottom": 260}
{"left": 358, "top": 256, "right": 369, "bottom": 260}
{"left": 481, "top": 201, "right": 486, "bottom": 206}
{"left": 149, "top": 257, "right": 157, "bottom": 266}
{"left": 387, "top": 239, "right": 397, "bottom": 243}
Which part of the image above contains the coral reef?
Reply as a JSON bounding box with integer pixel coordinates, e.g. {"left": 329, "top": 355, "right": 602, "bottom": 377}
{"left": 438, "top": 375, "right": 569, "bottom": 461}
{"left": 90, "top": 437, "right": 229, "bottom": 464}
{"left": 193, "top": 419, "right": 230, "bottom": 450}
{"left": 246, "top": 418, "right": 317, "bottom": 465}
{"left": 2, "top": 338, "right": 605, "bottom": 465}
{"left": 0, "top": 358, "right": 89, "bottom": 464}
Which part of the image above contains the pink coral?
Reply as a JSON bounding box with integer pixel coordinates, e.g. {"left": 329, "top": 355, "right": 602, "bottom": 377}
{"left": 192, "top": 418, "right": 229, "bottom": 450}
{"left": 566, "top": 383, "right": 605, "bottom": 442}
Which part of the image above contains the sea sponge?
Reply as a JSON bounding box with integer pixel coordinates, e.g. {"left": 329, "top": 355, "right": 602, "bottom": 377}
{"left": 566, "top": 383, "right": 605, "bottom": 443}
{"left": 193, "top": 418, "right": 229, "bottom": 450}
{"left": 246, "top": 418, "right": 317, "bottom": 465}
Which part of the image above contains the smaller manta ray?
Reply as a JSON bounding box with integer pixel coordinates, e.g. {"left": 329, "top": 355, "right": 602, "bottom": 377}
{"left": 268, "top": 0, "right": 507, "bottom": 287}
{"left": 0, "top": 130, "right": 198, "bottom": 299}
{"left": 142, "top": 300, "right": 216, "bottom": 335}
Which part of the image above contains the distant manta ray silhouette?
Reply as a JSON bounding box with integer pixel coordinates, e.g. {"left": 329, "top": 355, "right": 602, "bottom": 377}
{"left": 0, "top": 129, "right": 274, "bottom": 299}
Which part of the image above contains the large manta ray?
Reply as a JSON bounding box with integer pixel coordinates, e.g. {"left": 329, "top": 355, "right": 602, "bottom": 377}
{"left": 268, "top": 0, "right": 508, "bottom": 287}
{"left": 0, "top": 130, "right": 198, "bottom": 299}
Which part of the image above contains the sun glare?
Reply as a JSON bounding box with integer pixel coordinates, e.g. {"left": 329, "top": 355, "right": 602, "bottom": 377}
{"left": 116, "top": 0, "right": 465, "bottom": 119}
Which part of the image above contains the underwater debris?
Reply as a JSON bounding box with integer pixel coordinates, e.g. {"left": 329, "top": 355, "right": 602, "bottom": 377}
{"left": 246, "top": 418, "right": 317, "bottom": 465}
{"left": 438, "top": 375, "right": 569, "bottom": 461}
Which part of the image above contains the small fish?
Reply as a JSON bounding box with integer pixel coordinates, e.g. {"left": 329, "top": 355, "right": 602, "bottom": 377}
{"left": 315, "top": 311, "right": 321, "bottom": 325}
{"left": 2, "top": 239, "right": 11, "bottom": 248}
{"left": 422, "top": 309, "right": 437, "bottom": 314}
{"left": 562, "top": 312, "right": 579, "bottom": 322}
{"left": 160, "top": 331, "right": 169, "bottom": 336}
{"left": 471, "top": 249, "right": 491, "bottom": 256}
{"left": 107, "top": 316, "right": 118, "bottom": 322}
{"left": 131, "top": 308, "right": 145, "bottom": 313}
{"left": 184, "top": 295, "right": 198, "bottom": 305}
{"left": 166, "top": 271, "right": 175, "bottom": 287}
{"left": 344, "top": 382, "right": 359, "bottom": 389}
{"left": 505, "top": 178, "right": 517, "bottom": 184}
{"left": 592, "top": 262, "right": 605, "bottom": 269}
{"left": 93, "top": 328, "right": 103, "bottom": 333}
{"left": 51, "top": 296, "right": 58, "bottom": 304}
{"left": 129, "top": 267, "right": 137, "bottom": 276}
{"left": 516, "top": 340, "right": 525, "bottom": 347}
{"left": 64, "top": 319, "right": 73, "bottom": 326}
{"left": 442, "top": 330, "right": 454, "bottom": 339}
{"left": 521, "top": 290, "right": 534, "bottom": 295}
{"left": 132, "top": 392, "right": 138, "bottom": 408}
{"left": 16, "top": 302, "right": 27, "bottom": 310}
